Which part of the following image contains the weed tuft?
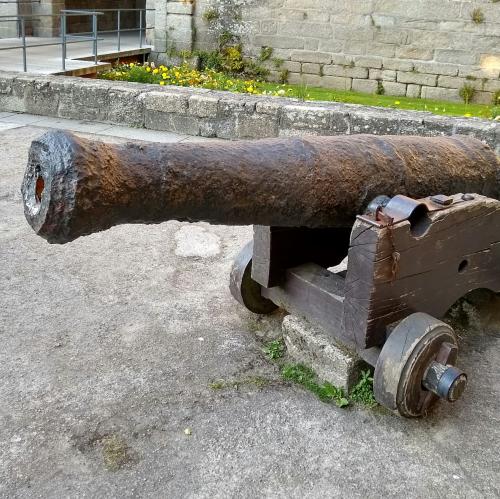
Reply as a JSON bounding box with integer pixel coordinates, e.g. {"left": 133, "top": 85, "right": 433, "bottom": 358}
{"left": 350, "top": 370, "right": 378, "bottom": 407}
{"left": 282, "top": 363, "right": 349, "bottom": 407}
{"left": 264, "top": 339, "right": 285, "bottom": 360}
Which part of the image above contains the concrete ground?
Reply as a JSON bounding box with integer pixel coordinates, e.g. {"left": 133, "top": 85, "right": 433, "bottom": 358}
{"left": 1, "top": 115, "right": 499, "bottom": 499}
{"left": 0, "top": 32, "right": 150, "bottom": 74}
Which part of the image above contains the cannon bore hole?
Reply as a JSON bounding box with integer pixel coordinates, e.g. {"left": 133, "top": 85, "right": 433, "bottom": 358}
{"left": 458, "top": 260, "right": 468, "bottom": 273}
{"left": 35, "top": 176, "right": 45, "bottom": 203}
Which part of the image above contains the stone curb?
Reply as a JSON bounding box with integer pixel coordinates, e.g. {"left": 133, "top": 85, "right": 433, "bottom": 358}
{"left": 0, "top": 71, "right": 498, "bottom": 152}
{"left": 282, "top": 315, "right": 368, "bottom": 392}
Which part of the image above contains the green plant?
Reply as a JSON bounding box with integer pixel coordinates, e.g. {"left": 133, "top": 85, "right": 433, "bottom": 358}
{"left": 376, "top": 79, "right": 385, "bottom": 95}
{"left": 278, "top": 69, "right": 290, "bottom": 84}
{"left": 471, "top": 8, "right": 485, "bottom": 23}
{"left": 459, "top": 83, "right": 476, "bottom": 104}
{"left": 296, "top": 81, "right": 309, "bottom": 101}
{"left": 465, "top": 75, "right": 477, "bottom": 81}
{"left": 271, "top": 57, "right": 284, "bottom": 69}
{"left": 202, "top": 8, "right": 220, "bottom": 22}
{"left": 264, "top": 339, "right": 285, "bottom": 360}
{"left": 492, "top": 106, "right": 500, "bottom": 119}
{"left": 493, "top": 90, "right": 500, "bottom": 105}
{"left": 350, "top": 370, "right": 378, "bottom": 407}
{"left": 281, "top": 364, "right": 349, "bottom": 407}
{"left": 259, "top": 46, "right": 273, "bottom": 62}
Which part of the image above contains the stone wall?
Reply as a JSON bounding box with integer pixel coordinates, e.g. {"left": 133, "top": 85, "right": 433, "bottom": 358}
{"left": 0, "top": 71, "right": 498, "bottom": 152}
{"left": 153, "top": 0, "right": 500, "bottom": 104}
{"left": 0, "top": 2, "right": 18, "bottom": 38}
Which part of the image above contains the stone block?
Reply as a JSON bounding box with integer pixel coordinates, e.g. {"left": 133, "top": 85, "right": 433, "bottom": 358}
{"left": 353, "top": 56, "right": 383, "bottom": 69}
{"left": 279, "top": 20, "right": 333, "bottom": 39}
{"left": 143, "top": 91, "right": 188, "bottom": 114}
{"left": 434, "top": 50, "right": 478, "bottom": 66}
{"left": 369, "top": 68, "right": 396, "bottom": 82}
{"left": 302, "top": 63, "right": 321, "bottom": 75}
{"left": 323, "top": 65, "right": 368, "bottom": 79}
{"left": 281, "top": 61, "right": 302, "bottom": 73}
{"left": 369, "top": 43, "right": 397, "bottom": 58}
{"left": 282, "top": 315, "right": 367, "bottom": 391}
{"left": 382, "top": 82, "right": 407, "bottom": 97}
{"left": 382, "top": 58, "right": 414, "bottom": 72}
{"left": 145, "top": 111, "right": 201, "bottom": 136}
{"left": 484, "top": 80, "right": 500, "bottom": 93}
{"left": 59, "top": 79, "right": 110, "bottom": 121}
{"left": 397, "top": 71, "right": 437, "bottom": 86}
{"left": 414, "top": 62, "right": 458, "bottom": 77}
{"left": 107, "top": 87, "right": 145, "bottom": 128}
{"left": 395, "top": 46, "right": 433, "bottom": 61}
{"left": 188, "top": 94, "right": 219, "bottom": 118}
{"left": 220, "top": 112, "right": 279, "bottom": 140}
{"left": 320, "top": 76, "right": 352, "bottom": 91}
{"left": 406, "top": 84, "right": 421, "bottom": 98}
{"left": 352, "top": 78, "right": 378, "bottom": 93}
{"left": 282, "top": 104, "right": 333, "bottom": 130}
{"left": 437, "top": 75, "right": 484, "bottom": 90}
{"left": 421, "top": 86, "right": 461, "bottom": 102}
{"left": 471, "top": 91, "right": 494, "bottom": 105}
{"left": 304, "top": 38, "right": 320, "bottom": 51}
{"left": 349, "top": 107, "right": 402, "bottom": 135}
{"left": 23, "top": 78, "right": 60, "bottom": 117}
{"left": 254, "top": 35, "right": 305, "bottom": 50}
{"left": 291, "top": 50, "right": 332, "bottom": 64}
{"left": 167, "top": 2, "right": 194, "bottom": 15}
{"left": 331, "top": 54, "right": 354, "bottom": 66}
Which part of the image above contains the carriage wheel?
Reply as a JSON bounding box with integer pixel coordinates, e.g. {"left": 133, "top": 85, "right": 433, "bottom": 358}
{"left": 229, "top": 241, "right": 278, "bottom": 314}
{"left": 374, "top": 312, "right": 467, "bottom": 417}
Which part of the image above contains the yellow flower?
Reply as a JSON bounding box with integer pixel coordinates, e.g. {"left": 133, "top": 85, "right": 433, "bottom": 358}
{"left": 246, "top": 86, "right": 254, "bottom": 92}
{"left": 159, "top": 81, "right": 165, "bottom": 86}
{"left": 394, "top": 100, "right": 400, "bottom": 105}
{"left": 162, "top": 73, "right": 168, "bottom": 79}
{"left": 146, "top": 67, "right": 151, "bottom": 72}
{"left": 129, "top": 63, "right": 135, "bottom": 67}
{"left": 153, "top": 68, "right": 159, "bottom": 75}
{"left": 464, "top": 113, "right": 472, "bottom": 117}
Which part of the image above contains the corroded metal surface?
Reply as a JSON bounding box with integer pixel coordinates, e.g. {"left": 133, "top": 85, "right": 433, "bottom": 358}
{"left": 22, "top": 130, "right": 500, "bottom": 244}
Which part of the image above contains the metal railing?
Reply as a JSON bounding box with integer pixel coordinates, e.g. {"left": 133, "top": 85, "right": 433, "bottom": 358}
{"left": 0, "top": 7, "right": 153, "bottom": 73}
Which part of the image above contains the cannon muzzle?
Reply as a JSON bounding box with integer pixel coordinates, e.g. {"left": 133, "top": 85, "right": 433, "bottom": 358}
{"left": 22, "top": 130, "right": 499, "bottom": 244}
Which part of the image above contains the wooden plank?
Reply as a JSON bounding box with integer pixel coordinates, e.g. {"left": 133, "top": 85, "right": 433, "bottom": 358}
{"left": 262, "top": 263, "right": 348, "bottom": 344}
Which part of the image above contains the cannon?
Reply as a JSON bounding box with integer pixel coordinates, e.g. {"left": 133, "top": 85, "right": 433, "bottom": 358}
{"left": 22, "top": 130, "right": 500, "bottom": 417}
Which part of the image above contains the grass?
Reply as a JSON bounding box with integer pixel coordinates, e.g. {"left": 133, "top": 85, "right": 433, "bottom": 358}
{"left": 260, "top": 82, "right": 494, "bottom": 119}
{"left": 282, "top": 363, "right": 349, "bottom": 407}
{"left": 349, "top": 370, "right": 378, "bottom": 408}
{"left": 102, "top": 434, "right": 132, "bottom": 471}
{"left": 264, "top": 339, "right": 285, "bottom": 360}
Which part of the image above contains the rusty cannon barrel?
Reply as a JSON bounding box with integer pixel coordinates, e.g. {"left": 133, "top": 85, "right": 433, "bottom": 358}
{"left": 22, "top": 130, "right": 499, "bottom": 244}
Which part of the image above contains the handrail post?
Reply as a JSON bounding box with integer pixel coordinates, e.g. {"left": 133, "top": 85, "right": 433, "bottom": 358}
{"left": 61, "top": 13, "right": 66, "bottom": 72}
{"left": 117, "top": 9, "right": 121, "bottom": 52}
{"left": 139, "top": 9, "right": 143, "bottom": 49}
{"left": 21, "top": 17, "right": 27, "bottom": 72}
{"left": 92, "top": 12, "right": 98, "bottom": 65}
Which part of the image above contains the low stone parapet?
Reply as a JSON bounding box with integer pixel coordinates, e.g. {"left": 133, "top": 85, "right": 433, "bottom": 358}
{"left": 0, "top": 71, "right": 498, "bottom": 152}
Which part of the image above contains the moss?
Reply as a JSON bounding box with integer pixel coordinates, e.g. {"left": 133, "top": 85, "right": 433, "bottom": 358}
{"left": 102, "top": 434, "right": 132, "bottom": 472}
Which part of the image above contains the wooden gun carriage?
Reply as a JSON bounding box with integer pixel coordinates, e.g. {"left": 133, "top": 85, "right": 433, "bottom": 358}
{"left": 22, "top": 130, "right": 500, "bottom": 417}
{"left": 230, "top": 193, "right": 500, "bottom": 416}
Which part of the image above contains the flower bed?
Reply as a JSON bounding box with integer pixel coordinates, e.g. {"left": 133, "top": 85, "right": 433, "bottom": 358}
{"left": 98, "top": 62, "right": 499, "bottom": 120}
